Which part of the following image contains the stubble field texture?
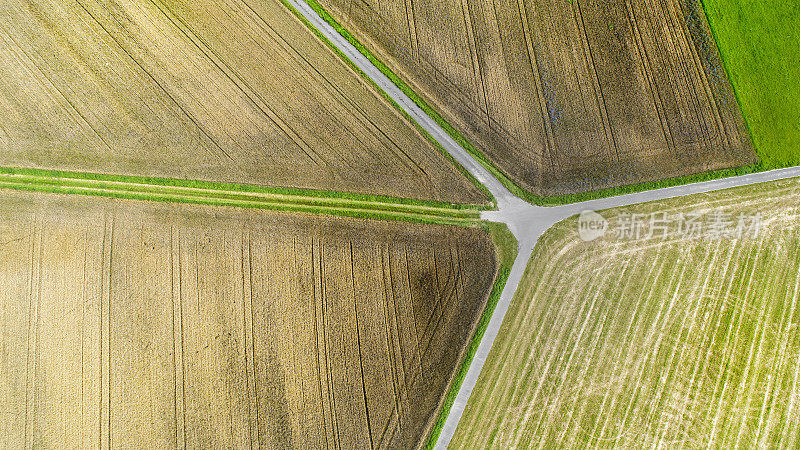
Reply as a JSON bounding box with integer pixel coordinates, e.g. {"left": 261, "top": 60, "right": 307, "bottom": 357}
{"left": 453, "top": 177, "right": 800, "bottom": 447}
{"left": 0, "top": 190, "right": 499, "bottom": 449}
{"left": 313, "top": 0, "right": 756, "bottom": 198}
{"left": 0, "top": 0, "right": 487, "bottom": 204}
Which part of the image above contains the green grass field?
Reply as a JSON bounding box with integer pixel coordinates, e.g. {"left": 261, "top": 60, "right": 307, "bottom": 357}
{"left": 453, "top": 177, "right": 800, "bottom": 447}
{"left": 702, "top": 0, "right": 799, "bottom": 167}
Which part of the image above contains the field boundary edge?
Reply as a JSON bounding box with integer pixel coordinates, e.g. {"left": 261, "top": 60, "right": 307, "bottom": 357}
{"left": 422, "top": 222, "right": 518, "bottom": 449}
{"left": 296, "top": 0, "right": 800, "bottom": 207}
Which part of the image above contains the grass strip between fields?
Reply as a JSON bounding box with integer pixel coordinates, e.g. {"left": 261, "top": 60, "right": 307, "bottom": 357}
{"left": 299, "top": 0, "right": 798, "bottom": 207}
{"left": 423, "top": 222, "right": 519, "bottom": 449}
{"left": 0, "top": 167, "right": 487, "bottom": 211}
{"left": 0, "top": 168, "right": 485, "bottom": 226}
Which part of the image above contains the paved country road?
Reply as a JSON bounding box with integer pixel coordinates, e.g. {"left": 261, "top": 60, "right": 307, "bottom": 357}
{"left": 287, "top": 0, "right": 800, "bottom": 446}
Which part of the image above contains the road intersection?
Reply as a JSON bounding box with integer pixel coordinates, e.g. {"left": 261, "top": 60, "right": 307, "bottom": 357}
{"left": 287, "top": 1, "right": 800, "bottom": 446}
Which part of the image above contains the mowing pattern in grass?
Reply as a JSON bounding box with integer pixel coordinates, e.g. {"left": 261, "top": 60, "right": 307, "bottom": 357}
{"left": 0, "top": 189, "right": 498, "bottom": 448}
{"left": 453, "top": 177, "right": 800, "bottom": 447}
{"left": 0, "top": 0, "right": 486, "bottom": 204}
{"left": 702, "top": 0, "right": 800, "bottom": 168}
{"left": 313, "top": 0, "right": 755, "bottom": 197}
{"left": 0, "top": 168, "right": 484, "bottom": 226}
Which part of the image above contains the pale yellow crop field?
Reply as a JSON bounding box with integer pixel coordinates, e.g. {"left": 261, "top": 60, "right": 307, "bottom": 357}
{"left": 0, "top": 190, "right": 498, "bottom": 448}
{"left": 316, "top": 0, "right": 755, "bottom": 197}
{"left": 0, "top": 0, "right": 485, "bottom": 204}
{"left": 454, "top": 178, "right": 800, "bottom": 447}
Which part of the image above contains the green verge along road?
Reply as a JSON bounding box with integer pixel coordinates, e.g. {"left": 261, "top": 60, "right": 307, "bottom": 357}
{"left": 285, "top": 1, "right": 800, "bottom": 447}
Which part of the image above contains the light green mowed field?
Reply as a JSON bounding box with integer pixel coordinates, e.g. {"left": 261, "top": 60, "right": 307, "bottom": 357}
{"left": 454, "top": 178, "right": 800, "bottom": 448}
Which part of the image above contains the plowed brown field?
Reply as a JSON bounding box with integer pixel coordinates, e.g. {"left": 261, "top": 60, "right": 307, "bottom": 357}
{"left": 0, "top": 190, "right": 498, "bottom": 448}
{"left": 0, "top": 0, "right": 486, "bottom": 204}
{"left": 315, "top": 0, "right": 756, "bottom": 196}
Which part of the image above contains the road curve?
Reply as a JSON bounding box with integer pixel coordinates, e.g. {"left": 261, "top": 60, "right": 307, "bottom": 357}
{"left": 287, "top": 1, "right": 800, "bottom": 447}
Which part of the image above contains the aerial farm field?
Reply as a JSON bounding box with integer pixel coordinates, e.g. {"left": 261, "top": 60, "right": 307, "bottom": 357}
{"left": 0, "top": 0, "right": 486, "bottom": 204}
{"left": 312, "top": 0, "right": 755, "bottom": 198}
{"left": 453, "top": 177, "right": 800, "bottom": 447}
{"left": 0, "top": 190, "right": 499, "bottom": 448}
{"left": 702, "top": 0, "right": 800, "bottom": 168}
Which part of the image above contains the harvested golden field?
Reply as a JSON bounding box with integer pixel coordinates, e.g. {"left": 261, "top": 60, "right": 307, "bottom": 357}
{"left": 315, "top": 0, "right": 756, "bottom": 197}
{"left": 453, "top": 177, "right": 800, "bottom": 447}
{"left": 0, "top": 190, "right": 498, "bottom": 448}
{"left": 0, "top": 0, "right": 486, "bottom": 204}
